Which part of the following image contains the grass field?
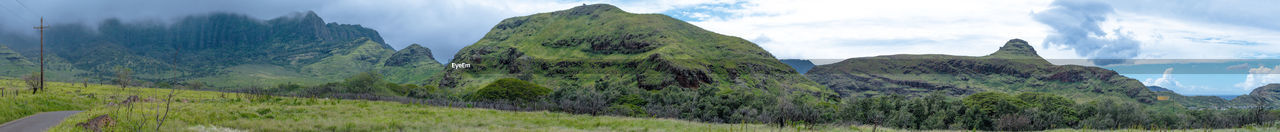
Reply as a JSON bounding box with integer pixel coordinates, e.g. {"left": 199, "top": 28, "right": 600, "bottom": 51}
{"left": 2, "top": 80, "right": 889, "bottom": 131}
{"left": 2, "top": 79, "right": 1277, "bottom": 131}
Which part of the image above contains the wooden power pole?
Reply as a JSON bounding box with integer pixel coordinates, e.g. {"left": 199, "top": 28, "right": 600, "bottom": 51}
{"left": 33, "top": 17, "right": 48, "bottom": 92}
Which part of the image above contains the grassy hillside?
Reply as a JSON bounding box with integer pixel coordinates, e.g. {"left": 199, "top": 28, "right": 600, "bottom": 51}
{"left": 0, "top": 44, "right": 35, "bottom": 77}
{"left": 780, "top": 59, "right": 816, "bottom": 74}
{"left": 4, "top": 80, "right": 1279, "bottom": 131}
{"left": 0, "top": 80, "right": 895, "bottom": 131}
{"left": 1231, "top": 84, "right": 1280, "bottom": 107}
{"left": 378, "top": 44, "right": 445, "bottom": 84}
{"left": 439, "top": 4, "right": 825, "bottom": 95}
{"left": 807, "top": 39, "right": 1157, "bottom": 104}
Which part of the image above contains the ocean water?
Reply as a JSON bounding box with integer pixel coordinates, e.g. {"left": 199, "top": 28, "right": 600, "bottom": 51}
{"left": 1214, "top": 95, "right": 1240, "bottom": 100}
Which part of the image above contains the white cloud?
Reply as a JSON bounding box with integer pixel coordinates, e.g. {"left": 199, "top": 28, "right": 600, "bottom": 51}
{"left": 1144, "top": 68, "right": 1182, "bottom": 88}
{"left": 1236, "top": 65, "right": 1280, "bottom": 90}
{"left": 683, "top": 0, "right": 1058, "bottom": 60}
{"left": 1141, "top": 67, "right": 1217, "bottom": 93}
{"left": 6, "top": 0, "right": 1280, "bottom": 66}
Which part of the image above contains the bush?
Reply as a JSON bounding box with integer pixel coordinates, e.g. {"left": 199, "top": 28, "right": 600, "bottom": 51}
{"left": 961, "top": 92, "right": 1026, "bottom": 130}
{"left": 343, "top": 72, "right": 385, "bottom": 94}
{"left": 473, "top": 78, "right": 551, "bottom": 102}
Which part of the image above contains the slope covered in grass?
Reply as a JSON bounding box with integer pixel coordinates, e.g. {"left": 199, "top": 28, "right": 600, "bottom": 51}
{"left": 439, "top": 4, "right": 825, "bottom": 95}
{"left": 1, "top": 80, "right": 883, "bottom": 131}
{"left": 807, "top": 39, "right": 1157, "bottom": 104}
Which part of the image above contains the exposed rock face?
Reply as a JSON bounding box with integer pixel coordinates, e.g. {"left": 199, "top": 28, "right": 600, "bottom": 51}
{"left": 438, "top": 4, "right": 827, "bottom": 94}
{"left": 807, "top": 39, "right": 1156, "bottom": 103}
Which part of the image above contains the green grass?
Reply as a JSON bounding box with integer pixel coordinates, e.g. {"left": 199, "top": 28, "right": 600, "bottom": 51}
{"left": 442, "top": 4, "right": 828, "bottom": 98}
{"left": 2, "top": 79, "right": 884, "bottom": 131}
{"left": 186, "top": 64, "right": 328, "bottom": 89}
{"left": 0, "top": 82, "right": 96, "bottom": 124}
{"left": 4, "top": 79, "right": 1278, "bottom": 131}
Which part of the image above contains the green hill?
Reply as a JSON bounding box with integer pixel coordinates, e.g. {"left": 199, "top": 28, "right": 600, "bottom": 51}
{"left": 806, "top": 39, "right": 1156, "bottom": 103}
{"left": 0, "top": 11, "right": 443, "bottom": 89}
{"left": 378, "top": 44, "right": 444, "bottom": 84}
{"left": 779, "top": 59, "right": 815, "bottom": 74}
{"left": 1147, "top": 86, "right": 1230, "bottom": 108}
{"left": 436, "top": 4, "right": 825, "bottom": 95}
{"left": 0, "top": 44, "right": 35, "bottom": 76}
{"left": 1232, "top": 84, "right": 1280, "bottom": 107}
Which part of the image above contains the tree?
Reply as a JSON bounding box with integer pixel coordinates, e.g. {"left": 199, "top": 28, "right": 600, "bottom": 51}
{"left": 473, "top": 78, "right": 551, "bottom": 102}
{"left": 961, "top": 92, "right": 1026, "bottom": 130}
{"left": 115, "top": 66, "right": 132, "bottom": 90}
{"left": 1016, "top": 92, "right": 1078, "bottom": 129}
{"left": 342, "top": 72, "right": 386, "bottom": 94}
{"left": 23, "top": 72, "right": 40, "bottom": 94}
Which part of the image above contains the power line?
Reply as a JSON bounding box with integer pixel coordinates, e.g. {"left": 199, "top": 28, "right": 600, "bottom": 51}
{"left": 12, "top": 0, "right": 29, "bottom": 12}
{"left": 1, "top": 0, "right": 34, "bottom": 23}
{"left": 0, "top": 2, "right": 30, "bottom": 21}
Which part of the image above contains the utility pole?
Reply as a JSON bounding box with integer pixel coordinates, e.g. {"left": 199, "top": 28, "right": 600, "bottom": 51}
{"left": 33, "top": 17, "right": 48, "bottom": 93}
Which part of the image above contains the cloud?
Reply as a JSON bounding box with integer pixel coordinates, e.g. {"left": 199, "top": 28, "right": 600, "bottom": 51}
{"left": 1032, "top": 0, "right": 1140, "bottom": 66}
{"left": 1143, "top": 68, "right": 1181, "bottom": 87}
{"left": 1227, "top": 63, "right": 1253, "bottom": 70}
{"left": 0, "top": 0, "right": 598, "bottom": 63}
{"left": 1236, "top": 65, "right": 1280, "bottom": 90}
{"left": 1102, "top": 0, "right": 1280, "bottom": 32}
{"left": 1142, "top": 67, "right": 1217, "bottom": 93}
{"left": 679, "top": 0, "right": 1055, "bottom": 60}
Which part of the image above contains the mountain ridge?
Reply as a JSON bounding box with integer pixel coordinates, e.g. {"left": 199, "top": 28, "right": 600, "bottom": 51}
{"left": 0, "top": 12, "right": 440, "bottom": 88}
{"left": 807, "top": 39, "right": 1156, "bottom": 103}
{"left": 437, "top": 4, "right": 827, "bottom": 94}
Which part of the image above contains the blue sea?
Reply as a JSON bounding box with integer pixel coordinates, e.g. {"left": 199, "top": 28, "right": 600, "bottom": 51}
{"left": 1213, "top": 95, "right": 1240, "bottom": 100}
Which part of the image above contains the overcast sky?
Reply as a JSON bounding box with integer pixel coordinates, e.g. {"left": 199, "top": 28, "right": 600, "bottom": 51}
{"left": 3, "top": 0, "right": 1280, "bottom": 95}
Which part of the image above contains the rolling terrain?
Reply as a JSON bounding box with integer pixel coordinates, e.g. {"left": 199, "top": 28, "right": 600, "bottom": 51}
{"left": 0, "top": 80, "right": 885, "bottom": 132}
{"left": 437, "top": 4, "right": 826, "bottom": 95}
{"left": 806, "top": 39, "right": 1157, "bottom": 103}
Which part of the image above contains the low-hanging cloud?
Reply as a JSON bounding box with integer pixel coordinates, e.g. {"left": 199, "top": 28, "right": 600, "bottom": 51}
{"left": 0, "top": 0, "right": 596, "bottom": 64}
{"left": 1033, "top": 0, "right": 1141, "bottom": 66}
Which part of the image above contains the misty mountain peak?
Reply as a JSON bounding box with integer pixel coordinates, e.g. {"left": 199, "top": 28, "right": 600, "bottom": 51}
{"left": 300, "top": 11, "right": 326, "bottom": 26}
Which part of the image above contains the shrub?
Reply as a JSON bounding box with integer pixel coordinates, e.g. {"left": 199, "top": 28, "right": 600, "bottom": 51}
{"left": 961, "top": 92, "right": 1026, "bottom": 130}
{"left": 342, "top": 72, "right": 385, "bottom": 93}
{"left": 473, "top": 78, "right": 551, "bottom": 102}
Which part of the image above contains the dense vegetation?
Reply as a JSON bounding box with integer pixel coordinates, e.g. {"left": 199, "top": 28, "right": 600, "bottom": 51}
{"left": 255, "top": 72, "right": 1279, "bottom": 131}
{"left": 472, "top": 78, "right": 551, "bottom": 102}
